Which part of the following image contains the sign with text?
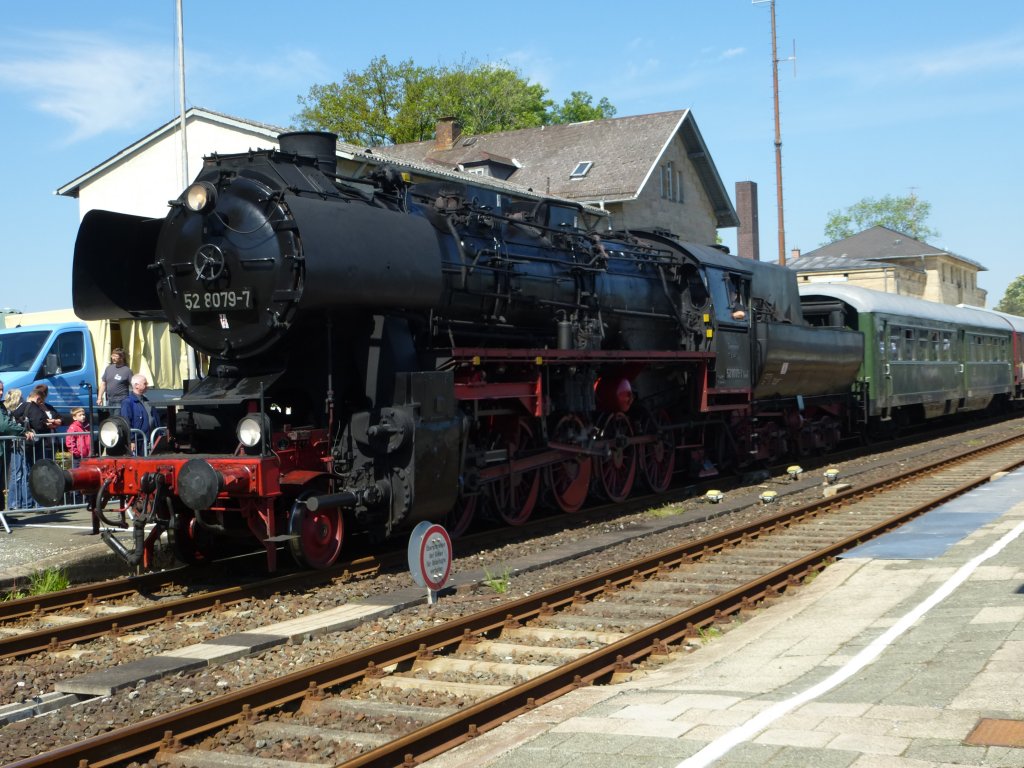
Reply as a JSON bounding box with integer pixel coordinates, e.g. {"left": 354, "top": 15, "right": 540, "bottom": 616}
{"left": 407, "top": 521, "right": 452, "bottom": 592}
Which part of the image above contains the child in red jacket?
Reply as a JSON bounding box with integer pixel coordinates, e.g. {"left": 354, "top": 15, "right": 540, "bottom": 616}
{"left": 65, "top": 407, "right": 92, "bottom": 467}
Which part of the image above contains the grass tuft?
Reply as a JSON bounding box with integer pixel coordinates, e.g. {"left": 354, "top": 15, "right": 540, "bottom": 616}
{"left": 482, "top": 565, "right": 512, "bottom": 594}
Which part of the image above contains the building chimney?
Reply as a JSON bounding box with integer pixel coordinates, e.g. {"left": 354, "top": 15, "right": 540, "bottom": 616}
{"left": 435, "top": 117, "right": 462, "bottom": 150}
{"left": 735, "top": 181, "right": 759, "bottom": 261}
{"left": 790, "top": 248, "right": 801, "bottom": 262}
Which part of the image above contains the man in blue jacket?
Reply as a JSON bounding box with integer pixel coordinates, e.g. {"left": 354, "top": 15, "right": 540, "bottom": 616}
{"left": 120, "top": 374, "right": 161, "bottom": 454}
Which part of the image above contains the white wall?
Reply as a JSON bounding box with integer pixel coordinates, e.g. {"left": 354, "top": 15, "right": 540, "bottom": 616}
{"left": 75, "top": 118, "right": 279, "bottom": 220}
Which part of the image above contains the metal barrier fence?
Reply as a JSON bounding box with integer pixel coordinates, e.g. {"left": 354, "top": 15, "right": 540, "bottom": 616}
{"left": 0, "top": 428, "right": 153, "bottom": 534}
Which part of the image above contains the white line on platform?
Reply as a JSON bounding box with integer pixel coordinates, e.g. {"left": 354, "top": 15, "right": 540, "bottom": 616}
{"left": 675, "top": 517, "right": 1024, "bottom": 768}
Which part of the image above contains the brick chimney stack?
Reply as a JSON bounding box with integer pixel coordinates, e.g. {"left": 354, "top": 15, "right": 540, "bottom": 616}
{"left": 435, "top": 117, "right": 462, "bottom": 150}
{"left": 790, "top": 248, "right": 801, "bottom": 262}
{"left": 735, "top": 181, "right": 760, "bottom": 261}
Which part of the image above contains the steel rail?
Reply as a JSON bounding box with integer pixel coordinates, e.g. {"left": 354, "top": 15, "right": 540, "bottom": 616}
{"left": 7, "top": 433, "right": 1024, "bottom": 768}
{"left": 0, "top": 558, "right": 382, "bottom": 660}
{"left": 0, "top": 568, "right": 185, "bottom": 621}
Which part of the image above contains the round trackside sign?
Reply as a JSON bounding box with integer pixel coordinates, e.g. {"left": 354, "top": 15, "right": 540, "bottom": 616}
{"left": 407, "top": 521, "right": 452, "bottom": 592}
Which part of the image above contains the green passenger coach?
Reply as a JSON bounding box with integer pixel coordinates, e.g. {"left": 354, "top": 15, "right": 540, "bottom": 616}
{"left": 799, "top": 284, "right": 1013, "bottom": 427}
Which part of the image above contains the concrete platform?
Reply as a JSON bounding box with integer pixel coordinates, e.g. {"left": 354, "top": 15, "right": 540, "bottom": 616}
{"left": 0, "top": 504, "right": 129, "bottom": 589}
{"left": 423, "top": 470, "right": 1024, "bottom": 768}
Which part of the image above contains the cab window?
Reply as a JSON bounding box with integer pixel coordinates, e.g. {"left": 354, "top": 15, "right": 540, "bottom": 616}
{"left": 707, "top": 269, "right": 749, "bottom": 326}
{"left": 46, "top": 332, "right": 85, "bottom": 374}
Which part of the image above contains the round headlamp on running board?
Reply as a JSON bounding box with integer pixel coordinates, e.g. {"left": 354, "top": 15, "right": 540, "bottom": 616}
{"left": 236, "top": 413, "right": 271, "bottom": 451}
{"left": 185, "top": 181, "right": 217, "bottom": 214}
{"left": 99, "top": 416, "right": 131, "bottom": 456}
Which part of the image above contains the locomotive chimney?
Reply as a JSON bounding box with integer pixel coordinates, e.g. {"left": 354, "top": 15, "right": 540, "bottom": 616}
{"left": 435, "top": 117, "right": 462, "bottom": 150}
{"left": 278, "top": 131, "right": 338, "bottom": 176}
{"left": 735, "top": 180, "right": 760, "bottom": 261}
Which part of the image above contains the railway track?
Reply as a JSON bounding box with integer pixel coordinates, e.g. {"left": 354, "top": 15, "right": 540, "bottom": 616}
{"left": 6, "top": 428, "right": 1024, "bottom": 768}
{"left": 0, "top": 557, "right": 391, "bottom": 662}
{"left": 3, "top": 411, "right": 1012, "bottom": 663}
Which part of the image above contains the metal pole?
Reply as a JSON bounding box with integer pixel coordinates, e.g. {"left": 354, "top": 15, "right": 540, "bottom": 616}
{"left": 176, "top": 0, "right": 188, "bottom": 189}
{"left": 176, "top": 0, "right": 200, "bottom": 382}
{"left": 769, "top": 0, "right": 786, "bottom": 266}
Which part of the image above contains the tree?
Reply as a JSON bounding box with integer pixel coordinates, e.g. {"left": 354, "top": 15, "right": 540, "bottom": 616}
{"left": 822, "top": 194, "right": 939, "bottom": 244}
{"left": 996, "top": 275, "right": 1024, "bottom": 315}
{"left": 295, "top": 57, "right": 614, "bottom": 146}
{"left": 295, "top": 56, "right": 432, "bottom": 146}
{"left": 550, "top": 91, "right": 617, "bottom": 124}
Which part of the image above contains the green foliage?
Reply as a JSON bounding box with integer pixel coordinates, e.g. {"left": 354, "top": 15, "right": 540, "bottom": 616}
{"left": 823, "top": 194, "right": 939, "bottom": 244}
{"left": 697, "top": 625, "right": 723, "bottom": 644}
{"left": 648, "top": 503, "right": 685, "bottom": 518}
{"left": 549, "top": 91, "right": 617, "bottom": 124}
{"left": 995, "top": 274, "right": 1024, "bottom": 315}
{"left": 30, "top": 567, "right": 70, "bottom": 593}
{"left": 1, "top": 567, "right": 69, "bottom": 601}
{"left": 296, "top": 56, "right": 614, "bottom": 146}
{"left": 482, "top": 565, "right": 512, "bottom": 594}
{"left": 295, "top": 55, "right": 430, "bottom": 146}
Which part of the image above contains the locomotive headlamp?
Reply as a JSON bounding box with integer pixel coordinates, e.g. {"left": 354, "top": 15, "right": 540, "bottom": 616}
{"left": 185, "top": 181, "right": 217, "bottom": 214}
{"left": 236, "top": 414, "right": 269, "bottom": 449}
{"left": 99, "top": 416, "right": 131, "bottom": 456}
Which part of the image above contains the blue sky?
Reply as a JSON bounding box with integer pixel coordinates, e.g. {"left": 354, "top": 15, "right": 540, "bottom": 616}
{"left": 1, "top": 1, "right": 1022, "bottom": 312}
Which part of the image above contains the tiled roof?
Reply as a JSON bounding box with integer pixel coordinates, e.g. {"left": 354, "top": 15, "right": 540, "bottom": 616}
{"left": 58, "top": 107, "right": 605, "bottom": 213}
{"left": 790, "top": 253, "right": 922, "bottom": 274}
{"left": 801, "top": 226, "right": 985, "bottom": 271}
{"left": 380, "top": 110, "right": 739, "bottom": 228}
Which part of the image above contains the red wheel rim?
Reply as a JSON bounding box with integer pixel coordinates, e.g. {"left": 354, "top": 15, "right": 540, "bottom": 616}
{"left": 298, "top": 507, "right": 344, "bottom": 569}
{"left": 597, "top": 412, "right": 636, "bottom": 503}
{"left": 639, "top": 409, "right": 675, "bottom": 493}
{"left": 548, "top": 414, "right": 592, "bottom": 513}
{"left": 446, "top": 492, "right": 478, "bottom": 538}
{"left": 491, "top": 417, "right": 540, "bottom": 525}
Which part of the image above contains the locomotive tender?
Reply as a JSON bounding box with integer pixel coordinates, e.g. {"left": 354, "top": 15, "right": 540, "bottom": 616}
{"left": 31, "top": 131, "right": 889, "bottom": 570}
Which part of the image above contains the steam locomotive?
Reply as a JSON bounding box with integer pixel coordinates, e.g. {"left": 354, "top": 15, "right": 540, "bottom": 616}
{"left": 29, "top": 131, "right": 886, "bottom": 570}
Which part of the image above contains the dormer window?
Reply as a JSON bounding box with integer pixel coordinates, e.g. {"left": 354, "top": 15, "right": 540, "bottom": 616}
{"left": 570, "top": 161, "right": 593, "bottom": 179}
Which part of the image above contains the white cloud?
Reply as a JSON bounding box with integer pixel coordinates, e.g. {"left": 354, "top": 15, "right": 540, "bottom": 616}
{"left": 911, "top": 32, "right": 1024, "bottom": 77}
{"left": 0, "top": 31, "right": 173, "bottom": 143}
{"left": 823, "top": 29, "right": 1024, "bottom": 88}
{"left": 721, "top": 47, "right": 745, "bottom": 59}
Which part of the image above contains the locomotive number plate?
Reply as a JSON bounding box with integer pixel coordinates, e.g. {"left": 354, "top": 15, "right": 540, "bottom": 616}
{"left": 183, "top": 288, "right": 253, "bottom": 312}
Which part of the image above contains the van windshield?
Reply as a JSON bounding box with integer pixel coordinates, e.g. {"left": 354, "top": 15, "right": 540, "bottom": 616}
{"left": 0, "top": 331, "right": 49, "bottom": 372}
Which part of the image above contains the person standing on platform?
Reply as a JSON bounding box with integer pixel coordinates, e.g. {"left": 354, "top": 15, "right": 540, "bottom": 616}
{"left": 65, "top": 407, "right": 92, "bottom": 467}
{"left": 120, "top": 374, "right": 161, "bottom": 454}
{"left": 98, "top": 347, "right": 132, "bottom": 410}
{"left": 0, "top": 383, "right": 35, "bottom": 513}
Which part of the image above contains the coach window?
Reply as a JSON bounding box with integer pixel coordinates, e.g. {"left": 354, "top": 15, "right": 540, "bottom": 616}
{"left": 941, "top": 332, "right": 952, "bottom": 361}
{"left": 919, "top": 331, "right": 930, "bottom": 361}
{"left": 888, "top": 327, "right": 901, "bottom": 359}
{"left": 903, "top": 328, "right": 915, "bottom": 361}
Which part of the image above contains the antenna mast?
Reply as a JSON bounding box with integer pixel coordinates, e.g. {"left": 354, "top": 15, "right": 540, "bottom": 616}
{"left": 754, "top": 0, "right": 793, "bottom": 265}
{"left": 770, "top": 0, "right": 785, "bottom": 265}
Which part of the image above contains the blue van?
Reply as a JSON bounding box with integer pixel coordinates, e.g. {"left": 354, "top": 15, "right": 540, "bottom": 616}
{"left": 0, "top": 322, "right": 97, "bottom": 413}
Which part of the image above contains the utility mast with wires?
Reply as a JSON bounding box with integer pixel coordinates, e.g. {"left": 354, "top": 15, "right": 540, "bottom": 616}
{"left": 753, "top": 0, "right": 796, "bottom": 265}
